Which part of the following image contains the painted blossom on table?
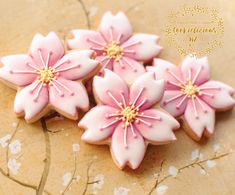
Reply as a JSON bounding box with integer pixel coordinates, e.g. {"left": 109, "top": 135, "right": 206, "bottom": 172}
{"left": 114, "top": 186, "right": 130, "bottom": 195}
{"left": 8, "top": 158, "right": 21, "bottom": 175}
{"left": 0, "top": 134, "right": 11, "bottom": 148}
{"left": 93, "top": 174, "right": 105, "bottom": 194}
{"left": 9, "top": 140, "right": 22, "bottom": 154}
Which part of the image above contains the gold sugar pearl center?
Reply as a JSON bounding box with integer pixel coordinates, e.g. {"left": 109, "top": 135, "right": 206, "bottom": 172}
{"left": 105, "top": 41, "right": 123, "bottom": 60}
{"left": 39, "top": 67, "right": 56, "bottom": 84}
{"left": 182, "top": 81, "right": 199, "bottom": 97}
{"left": 121, "top": 106, "right": 138, "bottom": 125}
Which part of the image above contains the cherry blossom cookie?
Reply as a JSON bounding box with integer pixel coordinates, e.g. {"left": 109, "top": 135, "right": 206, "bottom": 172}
{"left": 147, "top": 56, "right": 235, "bottom": 141}
{"left": 0, "top": 32, "right": 100, "bottom": 123}
{"left": 78, "top": 69, "right": 179, "bottom": 169}
{"left": 67, "top": 11, "right": 162, "bottom": 84}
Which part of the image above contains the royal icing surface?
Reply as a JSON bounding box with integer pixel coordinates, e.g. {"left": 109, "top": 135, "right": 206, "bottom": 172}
{"left": 67, "top": 11, "right": 162, "bottom": 84}
{"left": 79, "top": 69, "right": 179, "bottom": 169}
{"left": 147, "top": 56, "right": 235, "bottom": 139}
{"left": 0, "top": 32, "right": 99, "bottom": 122}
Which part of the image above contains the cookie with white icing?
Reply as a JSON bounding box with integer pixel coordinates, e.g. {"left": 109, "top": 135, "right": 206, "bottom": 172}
{"left": 147, "top": 56, "right": 235, "bottom": 141}
{"left": 67, "top": 11, "right": 162, "bottom": 85}
{"left": 0, "top": 32, "right": 100, "bottom": 123}
{"left": 78, "top": 69, "right": 179, "bottom": 169}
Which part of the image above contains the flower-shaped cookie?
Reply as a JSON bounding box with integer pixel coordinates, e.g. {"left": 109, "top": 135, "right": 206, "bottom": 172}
{"left": 0, "top": 32, "right": 99, "bottom": 123}
{"left": 78, "top": 69, "right": 179, "bottom": 169}
{"left": 147, "top": 56, "right": 235, "bottom": 141}
{"left": 67, "top": 11, "right": 162, "bottom": 84}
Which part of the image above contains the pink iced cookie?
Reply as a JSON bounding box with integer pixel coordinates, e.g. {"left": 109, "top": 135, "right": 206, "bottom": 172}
{"left": 0, "top": 32, "right": 100, "bottom": 123}
{"left": 147, "top": 56, "right": 235, "bottom": 141}
{"left": 67, "top": 11, "right": 162, "bottom": 84}
{"left": 78, "top": 69, "right": 179, "bottom": 169}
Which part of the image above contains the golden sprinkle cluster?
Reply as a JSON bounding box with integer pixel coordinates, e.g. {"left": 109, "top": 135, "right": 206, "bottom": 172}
{"left": 121, "top": 106, "right": 139, "bottom": 125}
{"left": 181, "top": 80, "right": 200, "bottom": 98}
{"left": 105, "top": 41, "right": 123, "bottom": 61}
{"left": 38, "top": 67, "right": 56, "bottom": 84}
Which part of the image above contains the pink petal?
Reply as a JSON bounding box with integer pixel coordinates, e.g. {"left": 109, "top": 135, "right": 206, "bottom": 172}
{"left": 67, "top": 30, "right": 106, "bottom": 55}
{"left": 113, "top": 57, "right": 145, "bottom": 85}
{"left": 184, "top": 99, "right": 215, "bottom": 139}
{"left": 96, "top": 55, "right": 114, "bottom": 71}
{"left": 111, "top": 123, "right": 146, "bottom": 169}
{"left": 199, "top": 80, "right": 235, "bottom": 110}
{"left": 14, "top": 81, "right": 49, "bottom": 121}
{"left": 54, "top": 50, "right": 99, "bottom": 81}
{"left": 30, "top": 32, "right": 64, "bottom": 68}
{"left": 49, "top": 78, "right": 89, "bottom": 118}
{"left": 122, "top": 34, "right": 162, "bottom": 61}
{"left": 147, "top": 59, "right": 184, "bottom": 90}
{"left": 99, "top": 11, "right": 132, "bottom": 43}
{"left": 135, "top": 109, "right": 179, "bottom": 143}
{"left": 80, "top": 105, "right": 119, "bottom": 143}
{"left": 160, "top": 90, "right": 188, "bottom": 117}
{"left": 0, "top": 55, "right": 37, "bottom": 87}
{"left": 181, "top": 56, "right": 210, "bottom": 85}
{"left": 130, "top": 72, "right": 164, "bottom": 110}
{"left": 93, "top": 69, "right": 129, "bottom": 109}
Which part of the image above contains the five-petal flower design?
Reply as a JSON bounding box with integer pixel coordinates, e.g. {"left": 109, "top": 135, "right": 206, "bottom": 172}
{"left": 147, "top": 56, "right": 235, "bottom": 140}
{"left": 0, "top": 32, "right": 99, "bottom": 122}
{"left": 67, "top": 11, "right": 162, "bottom": 84}
{"left": 79, "top": 69, "right": 179, "bottom": 169}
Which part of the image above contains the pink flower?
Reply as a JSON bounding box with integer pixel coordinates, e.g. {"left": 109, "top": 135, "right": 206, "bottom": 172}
{"left": 67, "top": 11, "right": 162, "bottom": 84}
{"left": 0, "top": 32, "right": 99, "bottom": 122}
{"left": 79, "top": 69, "right": 179, "bottom": 169}
{"left": 147, "top": 56, "right": 235, "bottom": 140}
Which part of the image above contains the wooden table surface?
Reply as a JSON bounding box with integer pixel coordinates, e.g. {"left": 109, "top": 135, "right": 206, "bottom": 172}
{"left": 0, "top": 0, "right": 234, "bottom": 194}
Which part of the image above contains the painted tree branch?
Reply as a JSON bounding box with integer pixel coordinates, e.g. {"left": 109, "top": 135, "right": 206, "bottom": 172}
{"left": 77, "top": 0, "right": 91, "bottom": 29}
{"left": 0, "top": 118, "right": 51, "bottom": 194}
{"left": 47, "top": 128, "right": 63, "bottom": 134}
{"left": 44, "top": 112, "right": 61, "bottom": 121}
{"left": 61, "top": 153, "right": 78, "bottom": 195}
{"left": 148, "top": 152, "right": 231, "bottom": 195}
{"left": 0, "top": 166, "right": 37, "bottom": 190}
{"left": 81, "top": 159, "right": 96, "bottom": 195}
{"left": 37, "top": 117, "right": 51, "bottom": 195}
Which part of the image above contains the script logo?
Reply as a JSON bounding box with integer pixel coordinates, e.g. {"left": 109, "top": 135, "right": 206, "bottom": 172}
{"left": 165, "top": 4, "right": 224, "bottom": 56}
